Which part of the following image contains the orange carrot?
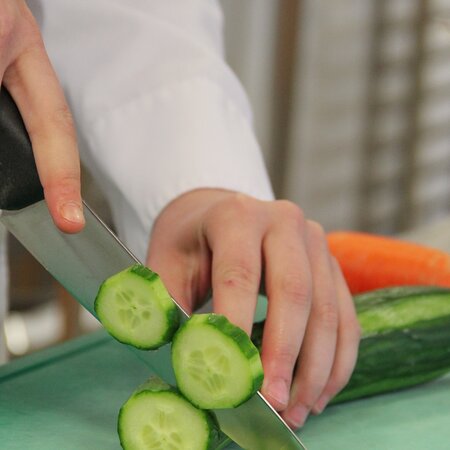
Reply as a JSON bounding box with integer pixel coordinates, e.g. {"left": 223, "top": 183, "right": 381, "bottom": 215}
{"left": 327, "top": 231, "right": 450, "bottom": 294}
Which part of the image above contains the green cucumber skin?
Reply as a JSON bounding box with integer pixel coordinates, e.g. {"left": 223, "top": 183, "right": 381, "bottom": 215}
{"left": 353, "top": 286, "right": 450, "bottom": 313}
{"left": 118, "top": 376, "right": 221, "bottom": 450}
{"left": 251, "top": 286, "right": 450, "bottom": 404}
{"left": 354, "top": 285, "right": 450, "bottom": 334}
{"left": 128, "top": 264, "right": 159, "bottom": 283}
{"left": 333, "top": 286, "right": 450, "bottom": 403}
{"left": 172, "top": 314, "right": 264, "bottom": 409}
{"left": 131, "top": 376, "right": 174, "bottom": 396}
{"left": 94, "top": 264, "right": 180, "bottom": 350}
{"left": 333, "top": 322, "right": 450, "bottom": 403}
{"left": 185, "top": 314, "right": 262, "bottom": 363}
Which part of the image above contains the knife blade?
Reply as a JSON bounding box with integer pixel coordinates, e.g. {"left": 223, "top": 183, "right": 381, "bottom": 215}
{"left": 0, "top": 89, "right": 307, "bottom": 449}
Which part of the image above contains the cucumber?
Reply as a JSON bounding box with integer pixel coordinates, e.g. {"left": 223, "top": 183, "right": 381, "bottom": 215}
{"left": 333, "top": 286, "right": 450, "bottom": 403}
{"left": 172, "top": 313, "right": 264, "bottom": 409}
{"left": 118, "top": 376, "right": 220, "bottom": 450}
{"left": 251, "top": 287, "right": 450, "bottom": 404}
{"left": 94, "top": 264, "right": 179, "bottom": 350}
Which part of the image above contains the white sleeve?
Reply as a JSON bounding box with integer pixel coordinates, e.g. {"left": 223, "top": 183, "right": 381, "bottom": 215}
{"left": 29, "top": 0, "right": 274, "bottom": 261}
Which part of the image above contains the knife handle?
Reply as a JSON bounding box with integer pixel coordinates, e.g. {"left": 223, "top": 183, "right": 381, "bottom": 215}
{"left": 0, "top": 88, "right": 44, "bottom": 211}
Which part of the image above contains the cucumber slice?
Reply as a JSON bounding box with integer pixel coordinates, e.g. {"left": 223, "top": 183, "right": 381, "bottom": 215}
{"left": 171, "top": 313, "right": 264, "bottom": 409}
{"left": 118, "top": 376, "right": 219, "bottom": 450}
{"left": 94, "top": 264, "right": 179, "bottom": 350}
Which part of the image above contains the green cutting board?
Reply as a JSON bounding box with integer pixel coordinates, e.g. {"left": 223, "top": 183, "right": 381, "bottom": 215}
{"left": 1, "top": 330, "right": 450, "bottom": 450}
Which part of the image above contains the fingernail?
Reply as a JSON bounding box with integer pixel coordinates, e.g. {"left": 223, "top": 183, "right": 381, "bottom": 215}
{"left": 60, "top": 202, "right": 84, "bottom": 224}
{"left": 263, "top": 378, "right": 289, "bottom": 408}
{"left": 312, "top": 395, "right": 329, "bottom": 415}
{"left": 287, "top": 404, "right": 310, "bottom": 428}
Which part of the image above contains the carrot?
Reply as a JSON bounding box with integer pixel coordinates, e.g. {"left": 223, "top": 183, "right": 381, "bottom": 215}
{"left": 327, "top": 231, "right": 450, "bottom": 294}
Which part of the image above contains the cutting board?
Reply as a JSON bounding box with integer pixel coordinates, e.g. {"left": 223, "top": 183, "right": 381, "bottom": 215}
{"left": 1, "top": 329, "right": 450, "bottom": 449}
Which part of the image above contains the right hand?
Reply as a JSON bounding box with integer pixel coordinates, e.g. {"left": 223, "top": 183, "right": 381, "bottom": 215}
{"left": 0, "top": 0, "right": 84, "bottom": 232}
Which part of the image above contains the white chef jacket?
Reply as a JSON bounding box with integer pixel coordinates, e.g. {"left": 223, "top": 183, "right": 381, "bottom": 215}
{"left": 0, "top": 0, "right": 274, "bottom": 360}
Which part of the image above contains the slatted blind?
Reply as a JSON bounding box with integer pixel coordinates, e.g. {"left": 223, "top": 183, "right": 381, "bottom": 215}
{"left": 281, "top": 0, "right": 374, "bottom": 231}
{"left": 358, "top": 0, "right": 450, "bottom": 232}
{"left": 222, "top": 0, "right": 450, "bottom": 235}
{"left": 281, "top": 0, "right": 450, "bottom": 234}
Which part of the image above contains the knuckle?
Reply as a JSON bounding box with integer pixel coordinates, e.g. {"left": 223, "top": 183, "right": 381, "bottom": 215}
{"left": 42, "top": 173, "right": 80, "bottom": 194}
{"left": 216, "top": 263, "right": 259, "bottom": 294}
{"left": 316, "top": 301, "right": 339, "bottom": 330}
{"left": 223, "top": 193, "right": 258, "bottom": 219}
{"left": 280, "top": 274, "right": 311, "bottom": 309}
{"left": 272, "top": 347, "right": 298, "bottom": 373}
{"left": 29, "top": 105, "right": 77, "bottom": 141}
{"left": 274, "top": 200, "right": 304, "bottom": 224}
{"left": 207, "top": 193, "right": 260, "bottom": 228}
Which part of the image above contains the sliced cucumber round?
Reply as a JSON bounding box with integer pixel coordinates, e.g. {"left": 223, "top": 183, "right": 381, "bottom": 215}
{"left": 118, "top": 376, "right": 219, "bottom": 450}
{"left": 94, "top": 264, "right": 179, "bottom": 350}
{"left": 171, "top": 313, "right": 264, "bottom": 409}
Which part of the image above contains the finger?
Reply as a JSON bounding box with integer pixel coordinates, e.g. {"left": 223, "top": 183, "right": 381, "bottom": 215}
{"left": 282, "top": 221, "right": 338, "bottom": 429}
{"left": 147, "top": 245, "right": 201, "bottom": 314}
{"left": 3, "top": 41, "right": 84, "bottom": 233}
{"left": 147, "top": 222, "right": 212, "bottom": 314}
{"left": 311, "top": 258, "right": 361, "bottom": 414}
{"left": 146, "top": 189, "right": 240, "bottom": 314}
{"left": 206, "top": 197, "right": 264, "bottom": 335}
{"left": 260, "top": 201, "right": 312, "bottom": 412}
{"left": 209, "top": 229, "right": 261, "bottom": 335}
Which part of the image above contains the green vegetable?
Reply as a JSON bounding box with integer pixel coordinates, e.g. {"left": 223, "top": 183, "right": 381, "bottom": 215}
{"left": 334, "top": 286, "right": 450, "bottom": 403}
{"left": 118, "top": 376, "right": 220, "bottom": 450}
{"left": 251, "top": 286, "right": 450, "bottom": 404}
{"left": 95, "top": 264, "right": 179, "bottom": 350}
{"left": 172, "top": 313, "right": 264, "bottom": 409}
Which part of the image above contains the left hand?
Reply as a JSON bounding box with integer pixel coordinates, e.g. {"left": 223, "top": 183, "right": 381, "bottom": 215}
{"left": 147, "top": 188, "right": 360, "bottom": 428}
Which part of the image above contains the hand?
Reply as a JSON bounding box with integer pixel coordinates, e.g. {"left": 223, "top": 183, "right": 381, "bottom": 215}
{"left": 147, "top": 189, "right": 361, "bottom": 428}
{"left": 0, "top": 0, "right": 83, "bottom": 232}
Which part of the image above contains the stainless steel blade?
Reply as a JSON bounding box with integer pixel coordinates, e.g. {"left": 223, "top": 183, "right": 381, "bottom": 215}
{"left": 0, "top": 200, "right": 307, "bottom": 450}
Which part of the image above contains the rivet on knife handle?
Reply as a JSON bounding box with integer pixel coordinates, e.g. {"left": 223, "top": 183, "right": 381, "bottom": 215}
{"left": 0, "top": 87, "right": 44, "bottom": 211}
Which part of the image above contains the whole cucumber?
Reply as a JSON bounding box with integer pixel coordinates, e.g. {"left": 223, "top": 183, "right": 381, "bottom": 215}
{"left": 251, "top": 286, "right": 450, "bottom": 404}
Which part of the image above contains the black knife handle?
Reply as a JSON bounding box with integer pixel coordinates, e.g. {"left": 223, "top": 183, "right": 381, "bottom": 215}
{"left": 0, "top": 88, "right": 44, "bottom": 210}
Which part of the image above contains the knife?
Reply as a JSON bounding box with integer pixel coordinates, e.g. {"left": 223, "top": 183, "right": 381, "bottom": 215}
{"left": 0, "top": 88, "right": 307, "bottom": 450}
